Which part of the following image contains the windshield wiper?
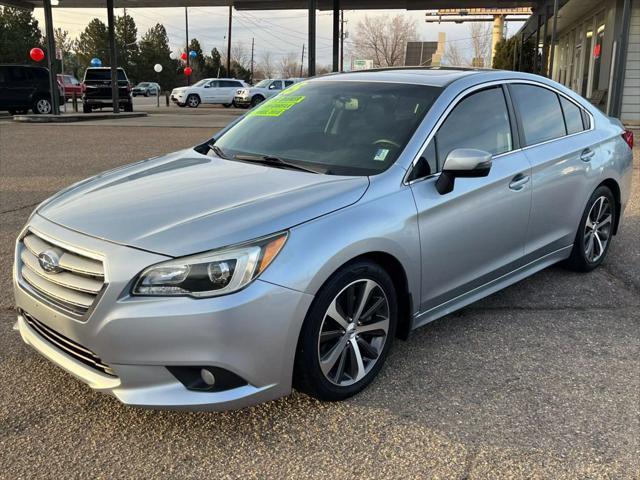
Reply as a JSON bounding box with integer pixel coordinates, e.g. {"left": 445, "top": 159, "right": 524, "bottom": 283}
{"left": 234, "top": 154, "right": 326, "bottom": 174}
{"left": 208, "top": 143, "right": 230, "bottom": 160}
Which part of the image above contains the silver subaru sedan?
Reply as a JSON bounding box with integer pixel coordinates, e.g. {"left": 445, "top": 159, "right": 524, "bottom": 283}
{"left": 13, "top": 69, "right": 634, "bottom": 410}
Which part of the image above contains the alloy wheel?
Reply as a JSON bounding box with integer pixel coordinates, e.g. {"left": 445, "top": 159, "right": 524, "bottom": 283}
{"left": 36, "top": 99, "right": 52, "bottom": 114}
{"left": 584, "top": 196, "right": 612, "bottom": 263}
{"left": 187, "top": 96, "right": 199, "bottom": 107}
{"left": 317, "top": 279, "right": 390, "bottom": 387}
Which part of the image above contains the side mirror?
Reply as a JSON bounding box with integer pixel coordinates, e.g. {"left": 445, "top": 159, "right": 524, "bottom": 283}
{"left": 435, "top": 148, "right": 492, "bottom": 195}
{"left": 204, "top": 85, "right": 211, "bottom": 88}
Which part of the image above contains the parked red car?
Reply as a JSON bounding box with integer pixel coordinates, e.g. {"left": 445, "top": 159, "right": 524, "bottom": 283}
{"left": 56, "top": 74, "right": 82, "bottom": 100}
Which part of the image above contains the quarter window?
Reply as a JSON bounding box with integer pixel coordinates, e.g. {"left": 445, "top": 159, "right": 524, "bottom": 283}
{"left": 510, "top": 84, "right": 566, "bottom": 145}
{"left": 432, "top": 87, "right": 513, "bottom": 170}
{"left": 559, "top": 96, "right": 585, "bottom": 134}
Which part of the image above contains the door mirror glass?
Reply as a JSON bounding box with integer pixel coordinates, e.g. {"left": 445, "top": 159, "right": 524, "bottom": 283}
{"left": 436, "top": 148, "right": 492, "bottom": 195}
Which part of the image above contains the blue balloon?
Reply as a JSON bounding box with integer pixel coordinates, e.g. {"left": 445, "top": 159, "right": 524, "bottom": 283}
{"left": 189, "top": 50, "right": 197, "bottom": 58}
{"left": 90, "top": 57, "right": 102, "bottom": 67}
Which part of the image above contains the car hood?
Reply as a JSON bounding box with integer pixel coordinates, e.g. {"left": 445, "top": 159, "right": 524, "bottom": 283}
{"left": 37, "top": 149, "right": 369, "bottom": 257}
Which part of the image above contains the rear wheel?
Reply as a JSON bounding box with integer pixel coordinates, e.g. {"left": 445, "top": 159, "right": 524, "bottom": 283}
{"left": 294, "top": 261, "right": 397, "bottom": 401}
{"left": 564, "top": 185, "right": 616, "bottom": 272}
{"left": 186, "top": 94, "right": 200, "bottom": 108}
{"left": 82, "top": 103, "right": 92, "bottom": 114}
{"left": 32, "top": 97, "right": 52, "bottom": 114}
{"left": 223, "top": 103, "right": 232, "bottom": 108}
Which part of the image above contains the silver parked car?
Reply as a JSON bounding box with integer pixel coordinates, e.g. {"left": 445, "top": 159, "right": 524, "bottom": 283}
{"left": 13, "top": 69, "right": 634, "bottom": 411}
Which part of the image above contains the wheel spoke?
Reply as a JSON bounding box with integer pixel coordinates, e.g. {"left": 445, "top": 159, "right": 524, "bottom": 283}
{"left": 348, "top": 338, "right": 366, "bottom": 382}
{"left": 594, "top": 232, "right": 604, "bottom": 257}
{"left": 320, "top": 335, "right": 348, "bottom": 376}
{"left": 356, "top": 318, "right": 388, "bottom": 335}
{"left": 359, "top": 297, "right": 385, "bottom": 322}
{"left": 356, "top": 337, "right": 379, "bottom": 360}
{"left": 596, "top": 197, "right": 605, "bottom": 222}
{"left": 320, "top": 330, "right": 343, "bottom": 343}
{"left": 326, "top": 299, "right": 349, "bottom": 329}
{"left": 352, "top": 280, "right": 376, "bottom": 323}
{"left": 597, "top": 214, "right": 612, "bottom": 229}
{"left": 332, "top": 347, "right": 348, "bottom": 383}
{"left": 585, "top": 234, "right": 595, "bottom": 260}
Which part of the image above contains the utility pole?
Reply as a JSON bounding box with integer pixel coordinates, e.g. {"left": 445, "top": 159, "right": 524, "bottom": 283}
{"left": 227, "top": 5, "right": 233, "bottom": 76}
{"left": 185, "top": 7, "right": 190, "bottom": 85}
{"left": 250, "top": 37, "right": 255, "bottom": 84}
{"left": 300, "top": 44, "right": 305, "bottom": 77}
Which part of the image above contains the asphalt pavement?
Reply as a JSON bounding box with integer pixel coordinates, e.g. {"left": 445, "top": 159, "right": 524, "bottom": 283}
{"left": 0, "top": 119, "right": 638, "bottom": 479}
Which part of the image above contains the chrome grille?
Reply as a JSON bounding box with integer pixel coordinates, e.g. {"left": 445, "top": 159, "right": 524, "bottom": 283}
{"left": 18, "top": 231, "right": 105, "bottom": 316}
{"left": 22, "top": 311, "right": 116, "bottom": 377}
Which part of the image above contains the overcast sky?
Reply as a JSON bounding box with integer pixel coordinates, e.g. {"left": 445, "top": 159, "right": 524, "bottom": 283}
{"left": 34, "top": 7, "right": 524, "bottom": 67}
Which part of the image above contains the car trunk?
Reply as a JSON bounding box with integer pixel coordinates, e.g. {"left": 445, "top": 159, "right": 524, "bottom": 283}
{"left": 83, "top": 70, "right": 129, "bottom": 99}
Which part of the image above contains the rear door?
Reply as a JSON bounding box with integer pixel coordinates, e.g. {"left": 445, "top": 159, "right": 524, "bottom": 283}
{"left": 218, "top": 80, "right": 240, "bottom": 103}
{"left": 508, "top": 82, "right": 596, "bottom": 257}
{"left": 3, "top": 66, "right": 33, "bottom": 108}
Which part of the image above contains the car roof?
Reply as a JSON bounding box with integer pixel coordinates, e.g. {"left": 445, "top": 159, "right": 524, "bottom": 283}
{"left": 313, "top": 67, "right": 489, "bottom": 87}
{"left": 86, "top": 67, "right": 125, "bottom": 70}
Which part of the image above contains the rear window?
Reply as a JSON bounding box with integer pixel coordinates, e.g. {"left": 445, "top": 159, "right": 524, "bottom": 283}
{"left": 510, "top": 84, "right": 566, "bottom": 146}
{"left": 84, "top": 69, "right": 127, "bottom": 81}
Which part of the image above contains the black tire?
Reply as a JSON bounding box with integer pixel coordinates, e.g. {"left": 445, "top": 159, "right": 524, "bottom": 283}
{"left": 186, "top": 94, "right": 200, "bottom": 108}
{"left": 83, "top": 103, "right": 92, "bottom": 114}
{"left": 144, "top": 91, "right": 149, "bottom": 97}
{"left": 564, "top": 185, "right": 616, "bottom": 272}
{"left": 223, "top": 103, "right": 232, "bottom": 108}
{"left": 177, "top": 102, "right": 186, "bottom": 108}
{"left": 32, "top": 96, "right": 52, "bottom": 114}
{"left": 250, "top": 95, "right": 264, "bottom": 108}
{"left": 8, "top": 109, "right": 17, "bottom": 115}
{"left": 294, "top": 260, "right": 397, "bottom": 401}
{"left": 123, "top": 102, "right": 133, "bottom": 112}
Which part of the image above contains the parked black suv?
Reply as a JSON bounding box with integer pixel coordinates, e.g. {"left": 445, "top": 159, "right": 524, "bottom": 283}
{"left": 0, "top": 64, "right": 62, "bottom": 114}
{"left": 82, "top": 67, "right": 133, "bottom": 113}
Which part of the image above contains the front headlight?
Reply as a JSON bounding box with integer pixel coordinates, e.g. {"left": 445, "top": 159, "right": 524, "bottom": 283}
{"left": 132, "top": 232, "right": 287, "bottom": 298}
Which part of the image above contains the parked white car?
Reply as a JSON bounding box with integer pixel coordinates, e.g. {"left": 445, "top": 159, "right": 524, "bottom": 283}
{"left": 170, "top": 78, "right": 248, "bottom": 108}
{"left": 234, "top": 78, "right": 304, "bottom": 108}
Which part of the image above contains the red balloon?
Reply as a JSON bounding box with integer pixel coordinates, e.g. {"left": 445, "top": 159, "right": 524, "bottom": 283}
{"left": 184, "top": 67, "right": 193, "bottom": 76}
{"left": 180, "top": 52, "right": 188, "bottom": 61}
{"left": 30, "top": 47, "right": 45, "bottom": 62}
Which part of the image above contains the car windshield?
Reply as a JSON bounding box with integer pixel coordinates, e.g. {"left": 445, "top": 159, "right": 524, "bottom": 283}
{"left": 84, "top": 69, "right": 127, "bottom": 81}
{"left": 137, "top": 82, "right": 150, "bottom": 87}
{"left": 214, "top": 80, "right": 442, "bottom": 176}
{"left": 193, "top": 79, "right": 210, "bottom": 87}
{"left": 254, "top": 79, "right": 270, "bottom": 88}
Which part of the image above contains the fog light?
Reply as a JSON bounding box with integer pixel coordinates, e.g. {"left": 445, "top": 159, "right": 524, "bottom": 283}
{"left": 200, "top": 368, "right": 216, "bottom": 386}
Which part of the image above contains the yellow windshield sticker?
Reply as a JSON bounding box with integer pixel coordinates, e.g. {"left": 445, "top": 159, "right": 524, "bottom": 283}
{"left": 249, "top": 95, "right": 305, "bottom": 117}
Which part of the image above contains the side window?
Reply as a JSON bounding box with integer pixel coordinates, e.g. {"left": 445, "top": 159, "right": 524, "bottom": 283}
{"left": 9, "top": 67, "right": 28, "bottom": 81}
{"left": 510, "top": 84, "right": 566, "bottom": 145}
{"left": 559, "top": 96, "right": 586, "bottom": 134}
{"left": 434, "top": 87, "right": 513, "bottom": 169}
{"left": 208, "top": 80, "right": 219, "bottom": 88}
{"left": 284, "top": 80, "right": 294, "bottom": 87}
{"left": 269, "top": 81, "right": 282, "bottom": 90}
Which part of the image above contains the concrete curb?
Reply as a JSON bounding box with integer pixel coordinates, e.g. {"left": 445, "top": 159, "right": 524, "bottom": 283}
{"left": 13, "top": 112, "right": 148, "bottom": 123}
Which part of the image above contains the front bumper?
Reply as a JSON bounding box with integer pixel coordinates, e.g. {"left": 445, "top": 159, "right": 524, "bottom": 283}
{"left": 13, "top": 215, "right": 313, "bottom": 410}
{"left": 233, "top": 95, "right": 251, "bottom": 106}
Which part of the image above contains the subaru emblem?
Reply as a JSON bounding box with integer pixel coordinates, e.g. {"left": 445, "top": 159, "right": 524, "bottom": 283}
{"left": 38, "top": 250, "right": 62, "bottom": 273}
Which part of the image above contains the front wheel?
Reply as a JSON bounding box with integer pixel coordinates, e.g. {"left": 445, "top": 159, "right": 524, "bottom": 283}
{"left": 250, "top": 95, "right": 264, "bottom": 108}
{"left": 294, "top": 261, "right": 397, "bottom": 401}
{"left": 186, "top": 94, "right": 200, "bottom": 108}
{"left": 564, "top": 185, "right": 616, "bottom": 272}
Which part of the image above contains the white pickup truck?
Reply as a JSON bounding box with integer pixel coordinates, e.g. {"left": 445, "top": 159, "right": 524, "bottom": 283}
{"left": 171, "top": 78, "right": 248, "bottom": 108}
{"left": 233, "top": 78, "right": 304, "bottom": 108}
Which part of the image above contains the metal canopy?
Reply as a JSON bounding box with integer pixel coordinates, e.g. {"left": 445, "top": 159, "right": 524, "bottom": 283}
{"left": 4, "top": 0, "right": 539, "bottom": 10}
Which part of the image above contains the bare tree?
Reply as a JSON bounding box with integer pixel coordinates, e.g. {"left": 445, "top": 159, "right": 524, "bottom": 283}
{"left": 255, "top": 51, "right": 276, "bottom": 79}
{"left": 280, "top": 52, "right": 304, "bottom": 78}
{"left": 352, "top": 14, "right": 418, "bottom": 67}
{"left": 469, "top": 22, "right": 492, "bottom": 67}
{"left": 443, "top": 42, "right": 468, "bottom": 67}
{"left": 222, "top": 42, "right": 251, "bottom": 71}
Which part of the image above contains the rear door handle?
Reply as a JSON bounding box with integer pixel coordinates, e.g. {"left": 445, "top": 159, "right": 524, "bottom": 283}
{"left": 580, "top": 148, "right": 595, "bottom": 162}
{"left": 509, "top": 173, "right": 530, "bottom": 191}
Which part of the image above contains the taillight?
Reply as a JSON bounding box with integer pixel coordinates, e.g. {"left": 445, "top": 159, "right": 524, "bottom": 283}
{"left": 622, "top": 129, "right": 634, "bottom": 150}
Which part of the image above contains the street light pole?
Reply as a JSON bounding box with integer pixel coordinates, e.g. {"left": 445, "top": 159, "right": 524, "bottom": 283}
{"left": 43, "top": 0, "right": 60, "bottom": 115}
{"left": 227, "top": 5, "right": 233, "bottom": 76}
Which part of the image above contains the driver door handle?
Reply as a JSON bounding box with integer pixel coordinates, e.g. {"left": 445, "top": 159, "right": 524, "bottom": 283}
{"left": 580, "top": 148, "right": 595, "bottom": 162}
{"left": 509, "top": 173, "right": 530, "bottom": 191}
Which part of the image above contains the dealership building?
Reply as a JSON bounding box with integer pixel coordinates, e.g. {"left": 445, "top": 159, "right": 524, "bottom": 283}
{"left": 520, "top": 0, "right": 639, "bottom": 125}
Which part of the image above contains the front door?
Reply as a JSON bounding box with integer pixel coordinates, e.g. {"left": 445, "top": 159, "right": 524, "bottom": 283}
{"left": 410, "top": 85, "right": 532, "bottom": 314}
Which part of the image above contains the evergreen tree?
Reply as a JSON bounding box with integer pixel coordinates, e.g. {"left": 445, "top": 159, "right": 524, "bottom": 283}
{"left": 53, "top": 28, "right": 80, "bottom": 78}
{"left": 0, "top": 7, "right": 43, "bottom": 64}
{"left": 77, "top": 18, "right": 109, "bottom": 75}
{"left": 187, "top": 38, "right": 206, "bottom": 81}
{"left": 116, "top": 14, "right": 139, "bottom": 82}
{"left": 493, "top": 36, "right": 537, "bottom": 73}
{"left": 138, "top": 23, "right": 180, "bottom": 90}
{"left": 202, "top": 47, "right": 224, "bottom": 78}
